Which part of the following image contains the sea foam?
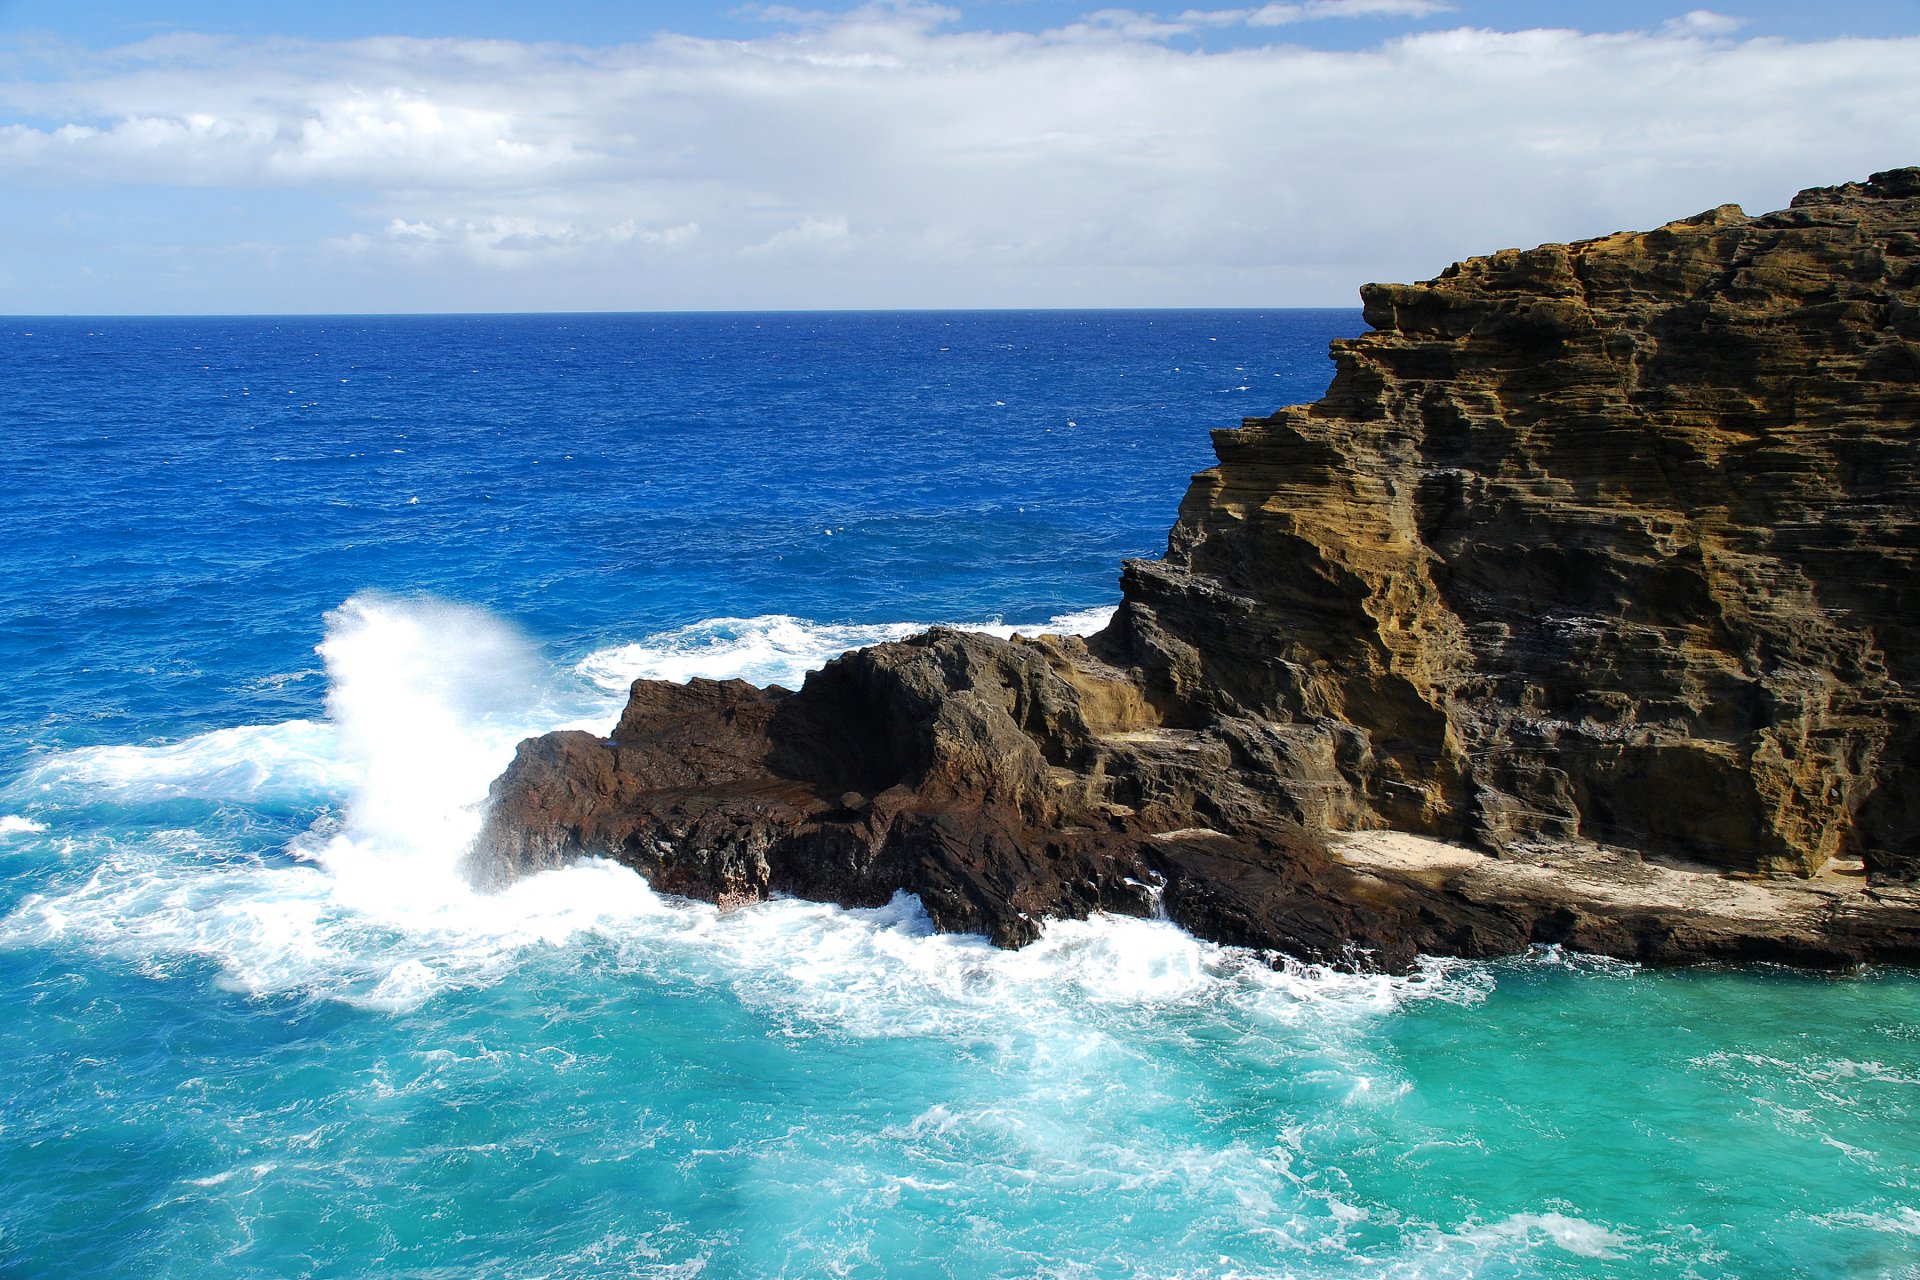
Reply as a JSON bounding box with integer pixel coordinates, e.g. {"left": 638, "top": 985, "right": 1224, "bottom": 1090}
{"left": 575, "top": 604, "right": 1115, "bottom": 692}
{"left": 17, "top": 719, "right": 358, "bottom": 806}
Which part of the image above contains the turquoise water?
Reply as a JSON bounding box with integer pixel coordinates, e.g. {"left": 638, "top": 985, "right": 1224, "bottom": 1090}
{"left": 1, "top": 313, "right": 1916, "bottom": 1277}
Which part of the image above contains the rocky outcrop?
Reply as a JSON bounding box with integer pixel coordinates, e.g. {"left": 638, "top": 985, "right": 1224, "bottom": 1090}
{"left": 470, "top": 169, "right": 1920, "bottom": 970}
{"left": 468, "top": 628, "right": 1471, "bottom": 967}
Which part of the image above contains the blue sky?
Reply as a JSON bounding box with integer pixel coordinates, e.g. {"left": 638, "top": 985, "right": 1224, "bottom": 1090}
{"left": 7, "top": 1, "right": 1919, "bottom": 49}
{"left": 2, "top": 2, "right": 1917, "bottom": 312}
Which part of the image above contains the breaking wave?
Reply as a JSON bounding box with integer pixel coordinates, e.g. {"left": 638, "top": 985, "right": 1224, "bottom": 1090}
{"left": 574, "top": 603, "right": 1115, "bottom": 692}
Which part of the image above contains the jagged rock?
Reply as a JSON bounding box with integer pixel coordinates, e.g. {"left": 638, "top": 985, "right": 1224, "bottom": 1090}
{"left": 470, "top": 169, "right": 1920, "bottom": 970}
{"left": 470, "top": 629, "right": 1356, "bottom": 955}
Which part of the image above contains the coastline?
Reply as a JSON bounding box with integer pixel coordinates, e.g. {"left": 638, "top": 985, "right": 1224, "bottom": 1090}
{"left": 471, "top": 169, "right": 1920, "bottom": 974}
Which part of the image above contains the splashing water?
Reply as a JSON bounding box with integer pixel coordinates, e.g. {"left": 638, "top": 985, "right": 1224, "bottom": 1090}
{"left": 295, "top": 592, "right": 605, "bottom": 929}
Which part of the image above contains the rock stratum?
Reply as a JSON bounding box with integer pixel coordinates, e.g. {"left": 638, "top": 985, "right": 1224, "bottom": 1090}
{"left": 470, "top": 170, "right": 1920, "bottom": 970}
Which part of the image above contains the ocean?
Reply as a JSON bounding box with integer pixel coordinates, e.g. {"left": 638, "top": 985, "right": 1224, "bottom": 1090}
{"left": 1, "top": 311, "right": 1916, "bottom": 1279}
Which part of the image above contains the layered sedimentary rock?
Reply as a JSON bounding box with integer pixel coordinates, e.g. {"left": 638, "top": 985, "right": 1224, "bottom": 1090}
{"left": 1112, "top": 167, "right": 1920, "bottom": 880}
{"left": 471, "top": 169, "right": 1920, "bottom": 969}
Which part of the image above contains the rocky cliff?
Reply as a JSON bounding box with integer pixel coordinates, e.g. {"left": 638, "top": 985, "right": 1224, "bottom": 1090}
{"left": 469, "top": 169, "right": 1920, "bottom": 970}
{"left": 1112, "top": 167, "right": 1920, "bottom": 879}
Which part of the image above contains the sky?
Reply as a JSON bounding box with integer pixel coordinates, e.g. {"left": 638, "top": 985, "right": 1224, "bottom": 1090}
{"left": 1, "top": 1, "right": 1916, "bottom": 313}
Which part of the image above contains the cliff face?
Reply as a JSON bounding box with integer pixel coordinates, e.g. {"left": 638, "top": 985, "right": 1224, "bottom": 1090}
{"left": 1111, "top": 169, "right": 1920, "bottom": 880}
{"left": 470, "top": 170, "right": 1920, "bottom": 970}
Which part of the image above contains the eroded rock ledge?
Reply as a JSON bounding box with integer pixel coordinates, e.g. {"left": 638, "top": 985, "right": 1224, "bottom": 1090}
{"left": 470, "top": 169, "right": 1920, "bottom": 970}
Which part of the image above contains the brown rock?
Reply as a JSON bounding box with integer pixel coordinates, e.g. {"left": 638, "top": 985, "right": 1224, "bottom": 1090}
{"left": 1106, "top": 166, "right": 1920, "bottom": 882}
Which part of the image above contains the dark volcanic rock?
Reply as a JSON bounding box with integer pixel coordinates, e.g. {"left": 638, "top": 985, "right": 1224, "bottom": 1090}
{"left": 471, "top": 629, "right": 1391, "bottom": 958}
{"left": 471, "top": 170, "right": 1920, "bottom": 971}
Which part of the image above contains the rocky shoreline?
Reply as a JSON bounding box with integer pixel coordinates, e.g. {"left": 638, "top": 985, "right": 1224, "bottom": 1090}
{"left": 469, "top": 169, "right": 1920, "bottom": 971}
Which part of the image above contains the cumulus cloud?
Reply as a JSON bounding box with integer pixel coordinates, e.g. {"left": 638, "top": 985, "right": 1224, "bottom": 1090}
{"left": 0, "top": 8, "right": 1915, "bottom": 310}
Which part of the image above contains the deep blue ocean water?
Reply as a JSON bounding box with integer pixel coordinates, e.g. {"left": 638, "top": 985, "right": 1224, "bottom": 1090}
{"left": 2, "top": 311, "right": 1917, "bottom": 1279}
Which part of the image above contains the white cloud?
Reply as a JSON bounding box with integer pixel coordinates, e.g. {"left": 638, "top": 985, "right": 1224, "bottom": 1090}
{"left": 744, "top": 214, "right": 853, "bottom": 257}
{"left": 361, "top": 212, "right": 701, "bottom": 264}
{"left": 0, "top": 11, "right": 1915, "bottom": 311}
{"left": 1663, "top": 10, "right": 1746, "bottom": 37}
{"left": 1243, "top": 0, "right": 1457, "bottom": 25}
{"left": 385, "top": 217, "right": 440, "bottom": 242}
{"left": 1091, "top": 1, "right": 1455, "bottom": 37}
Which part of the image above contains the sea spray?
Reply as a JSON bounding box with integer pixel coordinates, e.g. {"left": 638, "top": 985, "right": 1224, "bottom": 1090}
{"left": 0, "top": 595, "right": 627, "bottom": 1005}
{"left": 299, "top": 592, "right": 581, "bottom": 917}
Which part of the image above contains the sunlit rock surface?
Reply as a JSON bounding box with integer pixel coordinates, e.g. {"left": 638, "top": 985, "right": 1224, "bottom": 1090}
{"left": 1111, "top": 167, "right": 1920, "bottom": 881}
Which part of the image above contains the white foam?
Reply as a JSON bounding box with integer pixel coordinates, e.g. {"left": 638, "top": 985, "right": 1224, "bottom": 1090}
{"left": 1692, "top": 1050, "right": 1920, "bottom": 1088}
{"left": 1816, "top": 1206, "right": 1920, "bottom": 1238}
{"left": 1464, "top": 1211, "right": 1633, "bottom": 1259}
{"left": 607, "top": 890, "right": 1487, "bottom": 1046}
{"left": 1018, "top": 603, "right": 1119, "bottom": 639}
{"left": 1374, "top": 1210, "right": 1636, "bottom": 1275}
{"left": 0, "top": 834, "right": 672, "bottom": 1010}
{"left": 18, "top": 719, "right": 359, "bottom": 805}
{"left": 3, "top": 811, "right": 1486, "bottom": 1032}
{"left": 577, "top": 605, "right": 1116, "bottom": 693}
{"left": 577, "top": 615, "right": 928, "bottom": 691}
{"left": 0, "top": 815, "right": 47, "bottom": 836}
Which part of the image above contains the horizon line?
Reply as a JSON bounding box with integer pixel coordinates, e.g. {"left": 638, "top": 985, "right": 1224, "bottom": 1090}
{"left": 2, "top": 304, "right": 1368, "bottom": 322}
